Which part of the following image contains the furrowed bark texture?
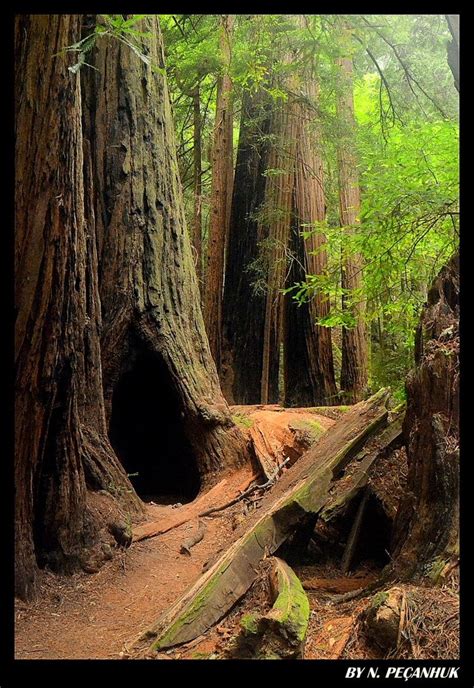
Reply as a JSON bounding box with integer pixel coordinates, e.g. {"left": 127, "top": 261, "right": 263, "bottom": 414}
{"left": 221, "top": 88, "right": 271, "bottom": 404}
{"left": 260, "top": 97, "right": 298, "bottom": 404}
{"left": 284, "top": 77, "right": 337, "bottom": 406}
{"left": 15, "top": 15, "right": 140, "bottom": 600}
{"left": 203, "top": 15, "right": 234, "bottom": 369}
{"left": 82, "top": 16, "right": 249, "bottom": 483}
{"left": 391, "top": 254, "right": 459, "bottom": 579}
{"left": 192, "top": 86, "right": 203, "bottom": 284}
{"left": 336, "top": 48, "right": 369, "bottom": 403}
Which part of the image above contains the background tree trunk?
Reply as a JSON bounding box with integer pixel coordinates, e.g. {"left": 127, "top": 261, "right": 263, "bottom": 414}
{"left": 336, "top": 43, "right": 369, "bottom": 404}
{"left": 15, "top": 15, "right": 141, "bottom": 600}
{"left": 391, "top": 254, "right": 459, "bottom": 579}
{"left": 204, "top": 14, "right": 235, "bottom": 370}
{"left": 284, "top": 78, "right": 337, "bottom": 406}
{"left": 260, "top": 95, "right": 298, "bottom": 404}
{"left": 82, "top": 16, "right": 249, "bottom": 494}
{"left": 221, "top": 88, "right": 271, "bottom": 404}
{"left": 192, "top": 86, "right": 203, "bottom": 285}
{"left": 445, "top": 15, "right": 459, "bottom": 92}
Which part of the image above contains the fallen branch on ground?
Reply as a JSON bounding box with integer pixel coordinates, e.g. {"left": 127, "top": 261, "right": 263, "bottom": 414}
{"left": 180, "top": 519, "right": 206, "bottom": 556}
{"left": 200, "top": 458, "right": 290, "bottom": 518}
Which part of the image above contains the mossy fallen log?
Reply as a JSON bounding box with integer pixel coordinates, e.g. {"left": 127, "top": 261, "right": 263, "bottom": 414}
{"left": 230, "top": 557, "right": 310, "bottom": 659}
{"left": 142, "top": 389, "right": 390, "bottom": 651}
{"left": 320, "top": 410, "right": 404, "bottom": 524}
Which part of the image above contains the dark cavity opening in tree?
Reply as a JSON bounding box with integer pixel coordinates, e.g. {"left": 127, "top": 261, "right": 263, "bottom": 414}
{"left": 277, "top": 491, "right": 392, "bottom": 571}
{"left": 109, "top": 348, "right": 200, "bottom": 505}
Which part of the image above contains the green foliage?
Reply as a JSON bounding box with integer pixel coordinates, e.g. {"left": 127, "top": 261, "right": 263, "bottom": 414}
{"left": 158, "top": 15, "right": 458, "bottom": 396}
{"left": 59, "top": 15, "right": 157, "bottom": 74}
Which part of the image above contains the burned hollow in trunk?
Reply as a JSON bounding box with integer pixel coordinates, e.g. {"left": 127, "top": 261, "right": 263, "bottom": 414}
{"left": 109, "top": 343, "right": 201, "bottom": 504}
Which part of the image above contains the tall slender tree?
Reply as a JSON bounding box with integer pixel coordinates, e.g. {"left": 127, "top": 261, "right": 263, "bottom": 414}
{"left": 204, "top": 14, "right": 235, "bottom": 368}
{"left": 192, "top": 85, "right": 203, "bottom": 283}
{"left": 336, "top": 26, "right": 369, "bottom": 403}
{"left": 259, "top": 85, "right": 298, "bottom": 404}
{"left": 221, "top": 87, "right": 271, "bottom": 403}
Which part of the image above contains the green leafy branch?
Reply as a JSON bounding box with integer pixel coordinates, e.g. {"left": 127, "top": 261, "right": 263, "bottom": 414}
{"left": 57, "top": 15, "right": 163, "bottom": 74}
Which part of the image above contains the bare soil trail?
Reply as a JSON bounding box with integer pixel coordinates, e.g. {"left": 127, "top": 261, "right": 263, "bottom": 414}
{"left": 15, "top": 467, "right": 253, "bottom": 659}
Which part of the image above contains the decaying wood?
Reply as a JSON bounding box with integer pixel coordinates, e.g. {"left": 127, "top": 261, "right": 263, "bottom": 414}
{"left": 229, "top": 557, "right": 310, "bottom": 659}
{"left": 341, "top": 489, "right": 369, "bottom": 573}
{"left": 200, "top": 457, "right": 290, "bottom": 518}
{"left": 391, "top": 253, "right": 459, "bottom": 580}
{"left": 180, "top": 520, "right": 206, "bottom": 556}
{"left": 138, "top": 389, "right": 389, "bottom": 651}
{"left": 231, "top": 405, "right": 336, "bottom": 480}
{"left": 320, "top": 410, "right": 404, "bottom": 524}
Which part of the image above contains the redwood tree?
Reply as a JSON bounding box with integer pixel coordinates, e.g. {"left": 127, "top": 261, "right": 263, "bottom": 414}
{"left": 284, "top": 76, "right": 337, "bottom": 406}
{"left": 221, "top": 88, "right": 271, "bottom": 403}
{"left": 204, "top": 14, "right": 235, "bottom": 369}
{"left": 336, "top": 33, "right": 369, "bottom": 404}
{"left": 259, "top": 90, "right": 298, "bottom": 404}
{"left": 15, "top": 15, "right": 141, "bottom": 600}
{"left": 82, "top": 16, "right": 249, "bottom": 486}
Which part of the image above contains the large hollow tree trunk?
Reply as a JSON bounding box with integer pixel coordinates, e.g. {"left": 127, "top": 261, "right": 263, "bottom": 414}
{"left": 15, "top": 15, "right": 142, "bottom": 600}
{"left": 336, "top": 44, "right": 369, "bottom": 404}
{"left": 221, "top": 88, "right": 271, "bottom": 404}
{"left": 284, "top": 78, "right": 337, "bottom": 406}
{"left": 203, "top": 14, "right": 234, "bottom": 370}
{"left": 82, "top": 16, "right": 249, "bottom": 488}
{"left": 391, "top": 254, "right": 459, "bottom": 579}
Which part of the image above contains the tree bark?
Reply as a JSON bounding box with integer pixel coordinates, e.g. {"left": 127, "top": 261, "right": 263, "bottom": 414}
{"left": 221, "top": 87, "right": 271, "bottom": 404}
{"left": 445, "top": 15, "right": 459, "bottom": 92}
{"left": 203, "top": 15, "right": 234, "bottom": 369}
{"left": 336, "top": 39, "right": 369, "bottom": 404}
{"left": 82, "top": 16, "right": 249, "bottom": 485}
{"left": 192, "top": 86, "right": 203, "bottom": 285}
{"left": 260, "top": 96, "right": 298, "bottom": 404}
{"left": 284, "top": 77, "right": 337, "bottom": 406}
{"left": 391, "top": 254, "right": 459, "bottom": 579}
{"left": 15, "top": 15, "right": 141, "bottom": 600}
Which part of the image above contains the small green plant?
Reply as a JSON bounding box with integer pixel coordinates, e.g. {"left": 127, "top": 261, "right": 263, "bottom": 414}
{"left": 232, "top": 413, "right": 254, "bottom": 429}
{"left": 57, "top": 15, "right": 163, "bottom": 74}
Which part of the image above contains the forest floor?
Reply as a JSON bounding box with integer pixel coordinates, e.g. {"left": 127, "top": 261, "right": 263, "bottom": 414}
{"left": 15, "top": 407, "right": 458, "bottom": 661}
{"left": 15, "top": 466, "right": 255, "bottom": 659}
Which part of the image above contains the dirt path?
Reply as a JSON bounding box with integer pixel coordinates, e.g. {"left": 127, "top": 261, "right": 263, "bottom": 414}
{"left": 15, "top": 467, "right": 253, "bottom": 659}
{"left": 15, "top": 409, "right": 335, "bottom": 660}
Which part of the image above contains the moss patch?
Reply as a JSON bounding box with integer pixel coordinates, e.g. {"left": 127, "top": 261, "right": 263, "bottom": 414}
{"left": 232, "top": 413, "right": 254, "bottom": 429}
{"left": 370, "top": 590, "right": 389, "bottom": 609}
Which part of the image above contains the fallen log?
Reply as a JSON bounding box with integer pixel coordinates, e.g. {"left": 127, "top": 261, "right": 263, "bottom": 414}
{"left": 139, "top": 389, "right": 389, "bottom": 651}
{"left": 320, "top": 410, "right": 404, "bottom": 524}
{"left": 229, "top": 557, "right": 310, "bottom": 659}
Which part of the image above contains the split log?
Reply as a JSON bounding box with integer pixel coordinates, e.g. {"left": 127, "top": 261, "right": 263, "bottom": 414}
{"left": 320, "top": 410, "right": 404, "bottom": 524}
{"left": 139, "top": 389, "right": 389, "bottom": 651}
{"left": 230, "top": 557, "right": 310, "bottom": 659}
{"left": 341, "top": 489, "right": 369, "bottom": 573}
